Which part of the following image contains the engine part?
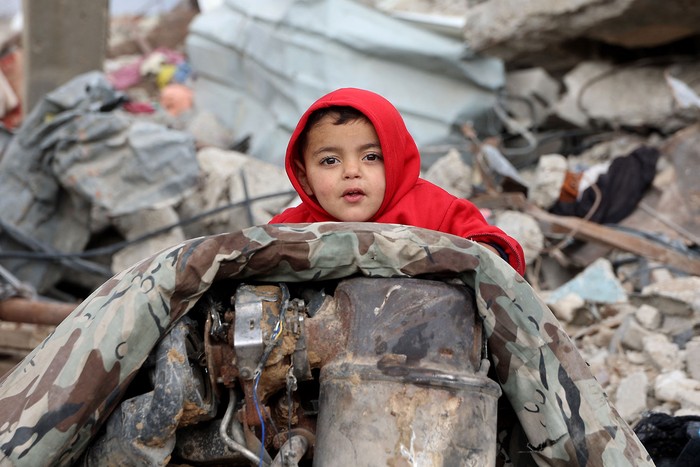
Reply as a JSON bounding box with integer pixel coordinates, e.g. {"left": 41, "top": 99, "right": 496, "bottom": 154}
{"left": 89, "top": 276, "right": 495, "bottom": 466}
{"left": 313, "top": 277, "right": 501, "bottom": 466}
{"left": 80, "top": 316, "right": 216, "bottom": 466}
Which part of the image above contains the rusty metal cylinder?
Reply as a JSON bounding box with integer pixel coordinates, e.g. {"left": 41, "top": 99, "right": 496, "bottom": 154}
{"left": 313, "top": 277, "right": 501, "bottom": 466}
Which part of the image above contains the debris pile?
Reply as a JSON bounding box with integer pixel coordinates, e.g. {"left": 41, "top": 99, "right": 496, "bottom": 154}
{"left": 1, "top": 0, "right": 700, "bottom": 458}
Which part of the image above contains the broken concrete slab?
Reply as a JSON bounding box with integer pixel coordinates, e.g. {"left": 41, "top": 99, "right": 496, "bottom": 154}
{"left": 635, "top": 304, "right": 662, "bottom": 330}
{"left": 527, "top": 153, "right": 567, "bottom": 209}
{"left": 423, "top": 148, "right": 473, "bottom": 199}
{"left": 655, "top": 370, "right": 700, "bottom": 412}
{"left": 176, "top": 147, "right": 295, "bottom": 238}
{"left": 657, "top": 123, "right": 700, "bottom": 243}
{"left": 462, "top": 0, "right": 700, "bottom": 71}
{"left": 111, "top": 206, "right": 186, "bottom": 273}
{"left": 494, "top": 210, "right": 544, "bottom": 266}
{"left": 554, "top": 61, "right": 700, "bottom": 133}
{"left": 615, "top": 371, "right": 649, "bottom": 423}
{"left": 546, "top": 257, "right": 628, "bottom": 305}
{"left": 685, "top": 339, "right": 700, "bottom": 382}
{"left": 643, "top": 333, "right": 683, "bottom": 372}
{"left": 504, "top": 67, "right": 561, "bottom": 128}
{"left": 640, "top": 277, "right": 700, "bottom": 314}
{"left": 548, "top": 292, "right": 586, "bottom": 324}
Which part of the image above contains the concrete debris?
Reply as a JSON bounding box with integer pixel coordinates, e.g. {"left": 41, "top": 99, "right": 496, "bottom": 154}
{"left": 642, "top": 276, "right": 700, "bottom": 313}
{"left": 176, "top": 147, "right": 295, "bottom": 239}
{"left": 685, "top": 340, "right": 700, "bottom": 382}
{"left": 527, "top": 154, "right": 568, "bottom": 209}
{"left": 461, "top": 0, "right": 700, "bottom": 70}
{"left": 423, "top": 148, "right": 473, "bottom": 199}
{"left": 643, "top": 334, "right": 683, "bottom": 372}
{"left": 635, "top": 304, "right": 662, "bottom": 330}
{"left": 1, "top": 1, "right": 700, "bottom": 461}
{"left": 619, "top": 315, "right": 654, "bottom": 352}
{"left": 545, "top": 257, "right": 628, "bottom": 305}
{"left": 615, "top": 371, "right": 649, "bottom": 423}
{"left": 548, "top": 292, "right": 586, "bottom": 324}
{"left": 493, "top": 210, "right": 544, "bottom": 266}
{"left": 504, "top": 67, "right": 561, "bottom": 128}
{"left": 554, "top": 61, "right": 700, "bottom": 133}
{"left": 111, "top": 206, "right": 186, "bottom": 273}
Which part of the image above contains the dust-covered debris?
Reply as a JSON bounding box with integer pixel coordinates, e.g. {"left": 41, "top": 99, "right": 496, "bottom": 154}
{"left": 1, "top": 1, "right": 700, "bottom": 463}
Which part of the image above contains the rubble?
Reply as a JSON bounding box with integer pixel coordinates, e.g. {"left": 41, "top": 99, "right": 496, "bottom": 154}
{"left": 554, "top": 60, "right": 700, "bottom": 132}
{"left": 461, "top": 0, "right": 700, "bottom": 71}
{"left": 1, "top": 0, "right": 700, "bottom": 462}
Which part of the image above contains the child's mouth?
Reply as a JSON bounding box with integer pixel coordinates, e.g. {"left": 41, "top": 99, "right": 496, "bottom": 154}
{"left": 343, "top": 190, "right": 365, "bottom": 202}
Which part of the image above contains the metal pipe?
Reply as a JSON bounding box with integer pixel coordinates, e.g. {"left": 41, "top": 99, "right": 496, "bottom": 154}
{"left": 0, "top": 297, "right": 76, "bottom": 325}
{"left": 270, "top": 435, "right": 308, "bottom": 467}
{"left": 219, "top": 388, "right": 266, "bottom": 466}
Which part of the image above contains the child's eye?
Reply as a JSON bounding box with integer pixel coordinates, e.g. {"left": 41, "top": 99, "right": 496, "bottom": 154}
{"left": 364, "top": 153, "right": 384, "bottom": 162}
{"left": 320, "top": 156, "right": 339, "bottom": 166}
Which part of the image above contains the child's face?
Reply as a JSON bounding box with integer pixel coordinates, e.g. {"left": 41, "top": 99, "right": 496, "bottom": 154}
{"left": 296, "top": 114, "right": 386, "bottom": 222}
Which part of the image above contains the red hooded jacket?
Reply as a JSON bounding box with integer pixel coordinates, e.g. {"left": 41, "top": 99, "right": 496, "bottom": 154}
{"left": 269, "top": 88, "right": 525, "bottom": 275}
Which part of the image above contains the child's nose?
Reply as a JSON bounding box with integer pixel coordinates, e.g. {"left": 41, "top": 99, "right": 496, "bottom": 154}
{"left": 343, "top": 160, "right": 361, "bottom": 178}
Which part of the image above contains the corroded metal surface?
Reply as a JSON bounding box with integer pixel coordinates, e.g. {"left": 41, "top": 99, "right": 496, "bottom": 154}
{"left": 0, "top": 223, "right": 653, "bottom": 466}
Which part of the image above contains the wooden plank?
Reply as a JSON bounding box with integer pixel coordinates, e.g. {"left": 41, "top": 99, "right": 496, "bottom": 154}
{"left": 525, "top": 205, "right": 700, "bottom": 276}
{"left": 472, "top": 193, "right": 700, "bottom": 276}
{"left": 0, "top": 322, "right": 54, "bottom": 351}
{"left": 0, "top": 298, "right": 76, "bottom": 325}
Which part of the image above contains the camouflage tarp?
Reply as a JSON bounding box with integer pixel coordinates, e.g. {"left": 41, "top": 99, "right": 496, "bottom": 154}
{"left": 0, "top": 223, "right": 653, "bottom": 466}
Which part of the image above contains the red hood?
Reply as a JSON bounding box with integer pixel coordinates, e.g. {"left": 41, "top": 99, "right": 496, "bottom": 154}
{"left": 284, "top": 88, "right": 421, "bottom": 221}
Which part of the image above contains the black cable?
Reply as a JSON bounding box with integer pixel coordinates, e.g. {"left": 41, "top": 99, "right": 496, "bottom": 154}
{"left": 240, "top": 171, "right": 256, "bottom": 228}
{"left": 604, "top": 224, "right": 699, "bottom": 256}
{"left": 0, "top": 189, "right": 297, "bottom": 262}
{"left": 0, "top": 218, "right": 113, "bottom": 277}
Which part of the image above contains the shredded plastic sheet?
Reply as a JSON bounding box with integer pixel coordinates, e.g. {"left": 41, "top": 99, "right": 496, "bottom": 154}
{"left": 0, "top": 71, "right": 198, "bottom": 291}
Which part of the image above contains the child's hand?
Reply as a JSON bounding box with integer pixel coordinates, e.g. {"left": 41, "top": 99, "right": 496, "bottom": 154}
{"left": 477, "top": 242, "right": 509, "bottom": 263}
{"left": 479, "top": 242, "right": 500, "bottom": 257}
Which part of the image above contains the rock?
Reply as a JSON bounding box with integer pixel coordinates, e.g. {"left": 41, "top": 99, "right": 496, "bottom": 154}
{"left": 504, "top": 67, "right": 561, "bottom": 128}
{"left": 546, "top": 257, "right": 628, "bottom": 305}
{"left": 636, "top": 304, "right": 663, "bottom": 330}
{"left": 615, "top": 371, "right": 649, "bottom": 423}
{"left": 643, "top": 334, "right": 683, "bottom": 372}
{"left": 111, "top": 206, "right": 186, "bottom": 273}
{"left": 642, "top": 277, "right": 700, "bottom": 314}
{"left": 620, "top": 317, "right": 654, "bottom": 352}
{"left": 462, "top": 0, "right": 700, "bottom": 70}
{"left": 423, "top": 148, "right": 473, "bottom": 199}
{"left": 654, "top": 370, "right": 700, "bottom": 413}
{"left": 176, "top": 147, "right": 294, "bottom": 238}
{"left": 527, "top": 154, "right": 567, "bottom": 209}
{"left": 554, "top": 61, "right": 700, "bottom": 133}
{"left": 549, "top": 292, "right": 585, "bottom": 323}
{"left": 494, "top": 210, "right": 544, "bottom": 266}
{"left": 685, "top": 339, "right": 700, "bottom": 381}
{"left": 185, "top": 110, "right": 236, "bottom": 149}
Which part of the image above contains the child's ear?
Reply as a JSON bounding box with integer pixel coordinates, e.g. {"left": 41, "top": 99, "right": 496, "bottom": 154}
{"left": 294, "top": 159, "right": 315, "bottom": 196}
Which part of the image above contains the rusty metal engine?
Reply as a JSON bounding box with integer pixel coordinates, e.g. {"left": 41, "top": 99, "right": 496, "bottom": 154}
{"left": 81, "top": 276, "right": 501, "bottom": 466}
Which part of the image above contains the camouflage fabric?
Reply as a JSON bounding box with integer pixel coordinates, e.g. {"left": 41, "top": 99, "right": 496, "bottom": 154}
{"left": 0, "top": 223, "right": 652, "bottom": 466}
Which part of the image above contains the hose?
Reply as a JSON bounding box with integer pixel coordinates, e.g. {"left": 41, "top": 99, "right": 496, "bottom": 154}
{"left": 219, "top": 388, "right": 267, "bottom": 466}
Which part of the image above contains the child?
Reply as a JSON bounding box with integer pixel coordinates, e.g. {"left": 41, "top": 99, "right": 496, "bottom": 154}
{"left": 269, "top": 88, "right": 525, "bottom": 275}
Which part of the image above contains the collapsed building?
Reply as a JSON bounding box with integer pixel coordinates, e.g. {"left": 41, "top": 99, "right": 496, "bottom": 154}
{"left": 1, "top": 0, "right": 700, "bottom": 464}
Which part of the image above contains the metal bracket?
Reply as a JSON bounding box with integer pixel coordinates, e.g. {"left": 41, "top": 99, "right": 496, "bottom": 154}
{"left": 233, "top": 285, "right": 266, "bottom": 380}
